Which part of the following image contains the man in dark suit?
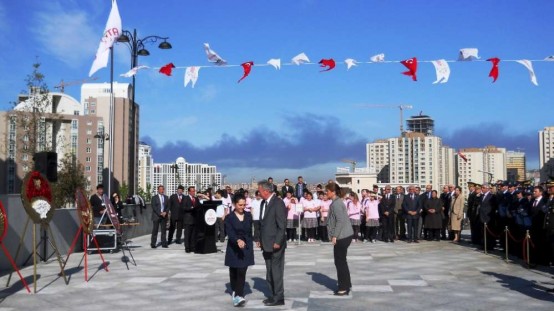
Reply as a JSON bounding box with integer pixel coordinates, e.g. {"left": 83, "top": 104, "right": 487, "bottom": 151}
{"left": 478, "top": 183, "right": 497, "bottom": 250}
{"left": 379, "top": 185, "right": 395, "bottom": 242}
{"left": 394, "top": 186, "right": 406, "bottom": 240}
{"left": 183, "top": 186, "right": 201, "bottom": 253}
{"left": 267, "top": 177, "right": 279, "bottom": 194}
{"left": 90, "top": 184, "right": 106, "bottom": 225}
{"left": 439, "top": 185, "right": 451, "bottom": 240}
{"left": 295, "top": 176, "right": 307, "bottom": 200}
{"left": 419, "top": 185, "right": 432, "bottom": 240}
{"left": 281, "top": 179, "right": 294, "bottom": 197}
{"left": 151, "top": 185, "right": 169, "bottom": 248}
{"left": 167, "top": 185, "right": 186, "bottom": 245}
{"left": 255, "top": 180, "right": 287, "bottom": 306}
{"left": 402, "top": 185, "right": 421, "bottom": 243}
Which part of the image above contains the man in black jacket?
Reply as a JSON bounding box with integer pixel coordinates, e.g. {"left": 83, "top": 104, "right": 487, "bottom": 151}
{"left": 183, "top": 186, "right": 201, "bottom": 253}
{"left": 379, "top": 185, "right": 395, "bottom": 243}
{"left": 90, "top": 184, "right": 106, "bottom": 225}
{"left": 167, "top": 185, "right": 186, "bottom": 245}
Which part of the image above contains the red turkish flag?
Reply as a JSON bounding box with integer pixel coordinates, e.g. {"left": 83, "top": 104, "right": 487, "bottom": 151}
{"left": 458, "top": 150, "right": 468, "bottom": 163}
{"left": 318, "top": 58, "right": 336, "bottom": 72}
{"left": 238, "top": 61, "right": 254, "bottom": 83}
{"left": 400, "top": 57, "right": 418, "bottom": 81}
{"left": 487, "top": 57, "right": 500, "bottom": 82}
{"left": 159, "top": 63, "right": 175, "bottom": 76}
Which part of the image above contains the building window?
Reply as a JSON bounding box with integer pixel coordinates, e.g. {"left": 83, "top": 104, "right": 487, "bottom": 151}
{"left": 86, "top": 130, "right": 92, "bottom": 135}
{"left": 74, "top": 110, "right": 80, "bottom": 116}
{"left": 86, "top": 138, "right": 91, "bottom": 144}
{"left": 86, "top": 147, "right": 91, "bottom": 153}
{"left": 72, "top": 120, "right": 78, "bottom": 129}
{"left": 85, "top": 166, "right": 91, "bottom": 172}
{"left": 86, "top": 157, "right": 91, "bottom": 162}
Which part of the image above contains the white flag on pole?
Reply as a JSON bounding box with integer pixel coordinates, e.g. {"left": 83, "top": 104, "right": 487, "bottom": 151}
{"left": 344, "top": 58, "right": 358, "bottom": 70}
{"left": 184, "top": 66, "right": 201, "bottom": 88}
{"left": 431, "top": 59, "right": 451, "bottom": 84}
{"left": 458, "top": 48, "right": 480, "bottom": 61}
{"left": 370, "top": 53, "right": 385, "bottom": 62}
{"left": 515, "top": 60, "right": 538, "bottom": 86}
{"left": 89, "top": 0, "right": 122, "bottom": 77}
{"left": 120, "top": 65, "right": 149, "bottom": 78}
{"left": 291, "top": 52, "right": 310, "bottom": 65}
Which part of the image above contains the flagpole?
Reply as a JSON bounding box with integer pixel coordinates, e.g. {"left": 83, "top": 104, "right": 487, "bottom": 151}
{"left": 109, "top": 46, "right": 115, "bottom": 198}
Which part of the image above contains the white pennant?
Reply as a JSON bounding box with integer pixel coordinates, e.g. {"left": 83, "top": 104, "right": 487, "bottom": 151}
{"left": 291, "top": 52, "right": 310, "bottom": 65}
{"left": 120, "top": 65, "right": 149, "bottom": 77}
{"left": 458, "top": 48, "right": 480, "bottom": 61}
{"left": 267, "top": 58, "right": 281, "bottom": 70}
{"left": 515, "top": 60, "right": 538, "bottom": 86}
{"left": 431, "top": 59, "right": 451, "bottom": 84}
{"left": 344, "top": 58, "right": 358, "bottom": 70}
{"left": 544, "top": 55, "right": 554, "bottom": 61}
{"left": 184, "top": 66, "right": 200, "bottom": 88}
{"left": 204, "top": 43, "right": 227, "bottom": 65}
{"left": 89, "top": 0, "right": 122, "bottom": 77}
{"left": 370, "top": 53, "right": 385, "bottom": 62}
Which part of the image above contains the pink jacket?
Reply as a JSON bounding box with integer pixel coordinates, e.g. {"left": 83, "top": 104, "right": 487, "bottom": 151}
{"left": 347, "top": 200, "right": 361, "bottom": 220}
{"left": 320, "top": 199, "right": 331, "bottom": 219}
{"left": 366, "top": 199, "right": 380, "bottom": 220}
{"left": 284, "top": 197, "right": 299, "bottom": 220}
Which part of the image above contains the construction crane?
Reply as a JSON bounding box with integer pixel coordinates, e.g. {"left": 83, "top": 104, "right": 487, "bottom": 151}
{"left": 358, "top": 104, "right": 413, "bottom": 136}
{"left": 341, "top": 159, "right": 357, "bottom": 171}
{"left": 54, "top": 77, "right": 98, "bottom": 93}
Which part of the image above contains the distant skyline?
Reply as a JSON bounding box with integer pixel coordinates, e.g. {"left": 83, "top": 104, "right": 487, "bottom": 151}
{"left": 1, "top": 0, "right": 553, "bottom": 183}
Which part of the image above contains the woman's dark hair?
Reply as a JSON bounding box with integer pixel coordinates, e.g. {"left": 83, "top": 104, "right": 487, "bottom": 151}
{"left": 432, "top": 190, "right": 438, "bottom": 196}
{"left": 233, "top": 193, "right": 246, "bottom": 204}
{"left": 455, "top": 186, "right": 462, "bottom": 192}
{"left": 305, "top": 191, "right": 313, "bottom": 198}
{"left": 325, "top": 182, "right": 342, "bottom": 198}
{"left": 216, "top": 189, "right": 225, "bottom": 197}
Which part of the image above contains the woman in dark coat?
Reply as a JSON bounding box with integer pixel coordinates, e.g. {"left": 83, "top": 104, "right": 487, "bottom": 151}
{"left": 424, "top": 190, "right": 443, "bottom": 241}
{"left": 224, "top": 194, "right": 254, "bottom": 307}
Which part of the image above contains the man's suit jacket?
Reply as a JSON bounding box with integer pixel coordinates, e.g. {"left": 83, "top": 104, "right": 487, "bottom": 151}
{"left": 183, "top": 195, "right": 201, "bottom": 225}
{"left": 281, "top": 185, "right": 294, "bottom": 197}
{"left": 379, "top": 194, "right": 395, "bottom": 217}
{"left": 295, "top": 183, "right": 307, "bottom": 199}
{"left": 402, "top": 194, "right": 421, "bottom": 219}
{"left": 151, "top": 194, "right": 169, "bottom": 221}
{"left": 256, "top": 195, "right": 287, "bottom": 253}
{"left": 478, "top": 192, "right": 496, "bottom": 224}
{"left": 394, "top": 194, "right": 404, "bottom": 214}
{"left": 169, "top": 193, "right": 187, "bottom": 220}
{"left": 90, "top": 194, "right": 105, "bottom": 217}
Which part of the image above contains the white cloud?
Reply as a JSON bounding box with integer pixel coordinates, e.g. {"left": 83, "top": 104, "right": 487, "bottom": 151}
{"left": 196, "top": 84, "right": 218, "bottom": 102}
{"left": 31, "top": 3, "right": 99, "bottom": 68}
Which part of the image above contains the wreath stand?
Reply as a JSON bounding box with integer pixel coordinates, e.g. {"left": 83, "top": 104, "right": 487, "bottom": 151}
{"left": 6, "top": 217, "right": 68, "bottom": 293}
{"left": 0, "top": 201, "right": 31, "bottom": 293}
{"left": 60, "top": 225, "right": 109, "bottom": 281}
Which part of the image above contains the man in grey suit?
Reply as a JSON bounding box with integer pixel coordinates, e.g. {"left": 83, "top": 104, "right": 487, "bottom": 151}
{"left": 151, "top": 185, "right": 169, "bottom": 248}
{"left": 402, "top": 185, "right": 421, "bottom": 243}
{"left": 255, "top": 180, "right": 287, "bottom": 306}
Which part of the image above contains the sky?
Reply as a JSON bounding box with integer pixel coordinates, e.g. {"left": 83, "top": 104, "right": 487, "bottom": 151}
{"left": 0, "top": 0, "right": 553, "bottom": 183}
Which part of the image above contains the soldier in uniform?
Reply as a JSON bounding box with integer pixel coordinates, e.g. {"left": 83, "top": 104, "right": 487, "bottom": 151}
{"left": 544, "top": 181, "right": 554, "bottom": 292}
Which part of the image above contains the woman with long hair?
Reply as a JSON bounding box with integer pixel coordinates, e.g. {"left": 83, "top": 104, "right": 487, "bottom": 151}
{"left": 326, "top": 183, "right": 354, "bottom": 296}
{"left": 224, "top": 194, "right": 254, "bottom": 307}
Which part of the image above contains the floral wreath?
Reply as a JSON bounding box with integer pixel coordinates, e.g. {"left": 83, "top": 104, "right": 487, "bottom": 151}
{"left": 21, "top": 171, "right": 54, "bottom": 224}
{"left": 75, "top": 188, "right": 94, "bottom": 235}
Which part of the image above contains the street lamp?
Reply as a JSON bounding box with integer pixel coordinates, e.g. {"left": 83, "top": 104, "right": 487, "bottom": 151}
{"left": 117, "top": 29, "right": 171, "bottom": 196}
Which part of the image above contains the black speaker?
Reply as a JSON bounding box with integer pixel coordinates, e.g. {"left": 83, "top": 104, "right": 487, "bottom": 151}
{"left": 34, "top": 152, "right": 58, "bottom": 182}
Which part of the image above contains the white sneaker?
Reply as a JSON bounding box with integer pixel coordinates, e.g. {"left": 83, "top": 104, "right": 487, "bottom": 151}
{"left": 234, "top": 296, "right": 245, "bottom": 307}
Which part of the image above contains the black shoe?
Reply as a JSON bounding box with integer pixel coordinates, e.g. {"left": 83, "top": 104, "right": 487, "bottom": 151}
{"left": 185, "top": 249, "right": 191, "bottom": 253}
{"left": 390, "top": 240, "right": 395, "bottom": 243}
{"left": 414, "top": 240, "right": 420, "bottom": 243}
{"left": 175, "top": 240, "right": 182, "bottom": 244}
{"left": 150, "top": 244, "right": 157, "bottom": 248}
{"left": 167, "top": 240, "right": 173, "bottom": 245}
{"left": 264, "top": 299, "right": 285, "bottom": 306}
{"left": 262, "top": 298, "right": 273, "bottom": 304}
{"left": 408, "top": 240, "right": 413, "bottom": 243}
{"left": 333, "top": 290, "right": 350, "bottom": 296}
{"left": 162, "top": 244, "right": 168, "bottom": 248}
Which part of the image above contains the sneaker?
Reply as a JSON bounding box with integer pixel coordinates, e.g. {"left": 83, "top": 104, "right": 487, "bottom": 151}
{"left": 232, "top": 296, "right": 239, "bottom": 306}
{"left": 236, "top": 296, "right": 246, "bottom": 307}
{"left": 232, "top": 291, "right": 235, "bottom": 298}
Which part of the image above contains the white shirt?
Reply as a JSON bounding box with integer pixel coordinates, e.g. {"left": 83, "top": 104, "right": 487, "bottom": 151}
{"left": 251, "top": 198, "right": 261, "bottom": 221}
{"left": 261, "top": 193, "right": 275, "bottom": 220}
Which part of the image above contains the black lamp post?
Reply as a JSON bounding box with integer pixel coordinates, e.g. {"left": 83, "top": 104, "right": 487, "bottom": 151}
{"left": 117, "top": 29, "right": 171, "bottom": 195}
{"left": 94, "top": 132, "right": 110, "bottom": 193}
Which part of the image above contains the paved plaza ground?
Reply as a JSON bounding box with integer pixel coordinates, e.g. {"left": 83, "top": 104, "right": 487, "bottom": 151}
{"left": 1, "top": 232, "right": 553, "bottom": 310}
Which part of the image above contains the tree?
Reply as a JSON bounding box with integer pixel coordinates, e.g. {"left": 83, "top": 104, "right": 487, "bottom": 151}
{"left": 137, "top": 183, "right": 153, "bottom": 202}
{"left": 51, "top": 154, "right": 88, "bottom": 208}
{"left": 119, "top": 181, "right": 129, "bottom": 203}
{"left": 7, "top": 60, "right": 63, "bottom": 176}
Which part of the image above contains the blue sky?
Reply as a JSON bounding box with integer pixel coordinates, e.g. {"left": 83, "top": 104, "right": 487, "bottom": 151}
{"left": 1, "top": 0, "right": 553, "bottom": 183}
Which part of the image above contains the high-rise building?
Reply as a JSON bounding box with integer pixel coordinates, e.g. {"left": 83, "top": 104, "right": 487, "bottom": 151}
{"left": 138, "top": 143, "right": 153, "bottom": 192}
{"left": 506, "top": 150, "right": 526, "bottom": 182}
{"left": 81, "top": 82, "right": 139, "bottom": 195}
{"left": 366, "top": 132, "right": 455, "bottom": 190}
{"left": 0, "top": 90, "right": 102, "bottom": 194}
{"left": 406, "top": 114, "right": 434, "bottom": 136}
{"left": 152, "top": 157, "right": 222, "bottom": 195}
{"left": 457, "top": 146, "right": 506, "bottom": 187}
{"left": 539, "top": 126, "right": 554, "bottom": 182}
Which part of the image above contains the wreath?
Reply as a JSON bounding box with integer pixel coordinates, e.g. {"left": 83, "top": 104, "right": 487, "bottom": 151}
{"left": 21, "top": 171, "right": 55, "bottom": 224}
{"left": 75, "top": 188, "right": 94, "bottom": 235}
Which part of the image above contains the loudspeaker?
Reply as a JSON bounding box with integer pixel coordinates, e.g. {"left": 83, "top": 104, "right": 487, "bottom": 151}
{"left": 34, "top": 152, "right": 58, "bottom": 182}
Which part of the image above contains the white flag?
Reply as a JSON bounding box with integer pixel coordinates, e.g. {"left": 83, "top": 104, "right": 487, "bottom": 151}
{"left": 370, "top": 53, "right": 385, "bottom": 62}
{"left": 184, "top": 66, "right": 200, "bottom": 88}
{"left": 515, "top": 60, "right": 538, "bottom": 86}
{"left": 120, "top": 65, "right": 149, "bottom": 78}
{"left": 431, "top": 59, "right": 451, "bottom": 84}
{"left": 458, "top": 48, "right": 480, "bottom": 61}
{"left": 344, "top": 58, "right": 358, "bottom": 70}
{"left": 267, "top": 58, "right": 281, "bottom": 70}
{"left": 544, "top": 55, "right": 554, "bottom": 61}
{"left": 204, "top": 43, "right": 226, "bottom": 65}
{"left": 291, "top": 52, "right": 310, "bottom": 65}
{"left": 89, "top": 0, "right": 122, "bottom": 77}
